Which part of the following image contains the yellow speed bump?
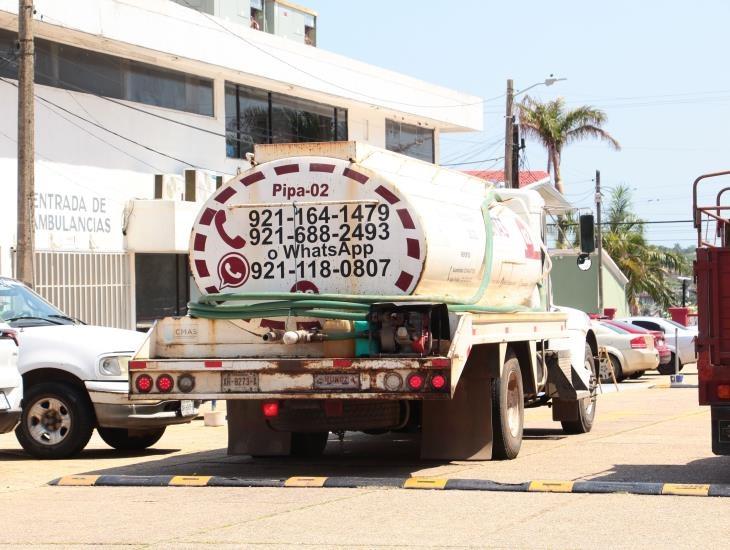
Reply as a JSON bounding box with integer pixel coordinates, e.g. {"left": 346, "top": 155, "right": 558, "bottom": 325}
{"left": 528, "top": 480, "right": 575, "bottom": 493}
{"left": 403, "top": 477, "right": 448, "bottom": 490}
{"left": 661, "top": 483, "right": 710, "bottom": 497}
{"left": 56, "top": 475, "right": 99, "bottom": 486}
{"left": 284, "top": 476, "right": 328, "bottom": 488}
{"left": 169, "top": 476, "right": 212, "bottom": 487}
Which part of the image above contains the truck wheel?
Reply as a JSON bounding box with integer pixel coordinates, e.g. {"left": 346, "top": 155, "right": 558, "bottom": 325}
{"left": 291, "top": 431, "right": 329, "bottom": 458}
{"left": 491, "top": 352, "right": 523, "bottom": 460}
{"left": 15, "top": 381, "right": 94, "bottom": 459}
{"left": 658, "top": 354, "right": 682, "bottom": 375}
{"left": 561, "top": 344, "right": 598, "bottom": 435}
{"left": 97, "top": 427, "right": 166, "bottom": 451}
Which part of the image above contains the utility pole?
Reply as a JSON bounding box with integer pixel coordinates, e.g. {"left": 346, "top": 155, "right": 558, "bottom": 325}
{"left": 595, "top": 170, "right": 603, "bottom": 313}
{"left": 511, "top": 122, "right": 519, "bottom": 188}
{"left": 16, "top": 0, "right": 35, "bottom": 287}
{"left": 504, "top": 79, "right": 514, "bottom": 188}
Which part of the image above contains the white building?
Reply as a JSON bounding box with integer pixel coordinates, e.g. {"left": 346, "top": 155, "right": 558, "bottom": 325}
{"left": 0, "top": 0, "right": 482, "bottom": 330}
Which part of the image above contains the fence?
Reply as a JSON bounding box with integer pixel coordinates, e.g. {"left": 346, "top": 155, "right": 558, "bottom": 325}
{"left": 33, "top": 251, "right": 133, "bottom": 330}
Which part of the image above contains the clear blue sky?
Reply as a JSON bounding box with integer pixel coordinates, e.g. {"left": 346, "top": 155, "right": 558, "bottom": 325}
{"left": 305, "top": 0, "right": 730, "bottom": 247}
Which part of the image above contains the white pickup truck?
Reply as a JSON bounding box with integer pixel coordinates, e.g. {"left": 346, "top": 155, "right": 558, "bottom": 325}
{"left": 0, "top": 322, "right": 20, "bottom": 434}
{"left": 0, "top": 277, "right": 198, "bottom": 459}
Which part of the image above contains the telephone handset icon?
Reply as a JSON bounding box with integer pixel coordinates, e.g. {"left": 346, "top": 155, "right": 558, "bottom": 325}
{"left": 223, "top": 261, "right": 242, "bottom": 279}
{"left": 214, "top": 210, "right": 246, "bottom": 249}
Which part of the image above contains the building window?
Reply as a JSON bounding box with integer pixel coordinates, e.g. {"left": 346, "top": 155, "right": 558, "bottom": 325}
{"left": 226, "top": 81, "right": 347, "bottom": 159}
{"left": 0, "top": 28, "right": 214, "bottom": 116}
{"left": 386, "top": 119, "right": 434, "bottom": 163}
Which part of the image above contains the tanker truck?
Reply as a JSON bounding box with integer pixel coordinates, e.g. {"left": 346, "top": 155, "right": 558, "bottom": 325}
{"left": 129, "top": 142, "right": 598, "bottom": 460}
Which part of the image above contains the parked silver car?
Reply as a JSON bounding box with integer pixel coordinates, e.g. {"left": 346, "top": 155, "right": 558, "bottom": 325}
{"left": 592, "top": 321, "right": 660, "bottom": 382}
{"left": 620, "top": 316, "right": 697, "bottom": 369}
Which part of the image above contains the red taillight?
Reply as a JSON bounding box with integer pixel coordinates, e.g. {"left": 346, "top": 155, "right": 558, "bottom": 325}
{"left": 0, "top": 329, "right": 18, "bottom": 346}
{"left": 406, "top": 373, "right": 424, "bottom": 391}
{"left": 156, "top": 374, "right": 174, "bottom": 393}
{"left": 262, "top": 401, "right": 279, "bottom": 418}
{"left": 717, "top": 384, "right": 730, "bottom": 400}
{"left": 135, "top": 374, "right": 153, "bottom": 393}
{"left": 630, "top": 336, "right": 647, "bottom": 349}
{"left": 431, "top": 373, "right": 447, "bottom": 390}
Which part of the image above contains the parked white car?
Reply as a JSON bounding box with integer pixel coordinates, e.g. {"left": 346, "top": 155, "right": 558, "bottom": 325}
{"left": 620, "top": 316, "right": 697, "bottom": 369}
{"left": 0, "top": 277, "right": 198, "bottom": 459}
{"left": 591, "top": 321, "right": 659, "bottom": 382}
{"left": 0, "top": 322, "right": 21, "bottom": 434}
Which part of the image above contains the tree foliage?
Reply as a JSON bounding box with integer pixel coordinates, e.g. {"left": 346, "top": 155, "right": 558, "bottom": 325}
{"left": 601, "top": 185, "right": 690, "bottom": 313}
{"left": 517, "top": 97, "right": 621, "bottom": 194}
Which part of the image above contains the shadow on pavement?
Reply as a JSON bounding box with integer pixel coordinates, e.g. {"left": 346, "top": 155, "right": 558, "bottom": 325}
{"left": 589, "top": 456, "right": 730, "bottom": 484}
{"left": 522, "top": 428, "right": 567, "bottom": 441}
{"left": 79, "top": 432, "right": 450, "bottom": 479}
{"left": 0, "top": 447, "right": 179, "bottom": 461}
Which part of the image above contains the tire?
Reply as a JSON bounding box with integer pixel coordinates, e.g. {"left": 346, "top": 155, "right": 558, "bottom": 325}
{"left": 491, "top": 352, "right": 523, "bottom": 460}
{"left": 561, "top": 344, "right": 598, "bottom": 435}
{"left": 658, "top": 353, "right": 682, "bottom": 375}
{"left": 15, "top": 381, "right": 94, "bottom": 459}
{"left": 97, "top": 427, "right": 166, "bottom": 451}
{"left": 291, "top": 431, "right": 329, "bottom": 457}
{"left": 629, "top": 371, "right": 645, "bottom": 380}
{"left": 600, "top": 354, "right": 624, "bottom": 383}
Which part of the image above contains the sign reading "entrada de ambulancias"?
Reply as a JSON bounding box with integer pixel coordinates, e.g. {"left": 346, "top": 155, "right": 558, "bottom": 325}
{"left": 34, "top": 192, "right": 112, "bottom": 234}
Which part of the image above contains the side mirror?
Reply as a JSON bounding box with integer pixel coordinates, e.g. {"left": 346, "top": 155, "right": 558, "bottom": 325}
{"left": 579, "top": 214, "right": 596, "bottom": 254}
{"left": 577, "top": 254, "right": 592, "bottom": 271}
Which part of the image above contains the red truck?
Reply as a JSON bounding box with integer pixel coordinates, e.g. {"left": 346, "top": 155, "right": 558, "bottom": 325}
{"left": 693, "top": 171, "right": 730, "bottom": 455}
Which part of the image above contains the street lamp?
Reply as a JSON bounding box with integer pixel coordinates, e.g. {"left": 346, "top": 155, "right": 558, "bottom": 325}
{"left": 504, "top": 76, "right": 566, "bottom": 189}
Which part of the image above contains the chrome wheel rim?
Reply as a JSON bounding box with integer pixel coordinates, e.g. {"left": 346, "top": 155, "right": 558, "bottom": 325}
{"left": 506, "top": 370, "right": 521, "bottom": 437}
{"left": 27, "top": 397, "right": 72, "bottom": 446}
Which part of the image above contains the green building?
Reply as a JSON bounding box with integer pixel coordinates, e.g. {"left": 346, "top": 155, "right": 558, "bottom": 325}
{"left": 549, "top": 249, "right": 629, "bottom": 316}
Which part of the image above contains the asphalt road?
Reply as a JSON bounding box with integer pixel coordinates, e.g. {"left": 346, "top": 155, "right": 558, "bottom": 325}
{"left": 1, "top": 366, "right": 729, "bottom": 548}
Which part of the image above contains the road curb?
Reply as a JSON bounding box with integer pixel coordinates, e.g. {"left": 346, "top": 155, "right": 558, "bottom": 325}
{"left": 48, "top": 475, "right": 730, "bottom": 497}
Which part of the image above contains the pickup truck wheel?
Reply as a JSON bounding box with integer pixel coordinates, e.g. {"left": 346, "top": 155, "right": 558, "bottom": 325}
{"left": 291, "top": 431, "right": 329, "bottom": 458}
{"left": 561, "top": 344, "right": 598, "bottom": 435}
{"left": 658, "top": 354, "right": 682, "bottom": 375}
{"left": 491, "top": 353, "right": 523, "bottom": 460}
{"left": 15, "top": 382, "right": 94, "bottom": 459}
{"left": 97, "top": 427, "right": 166, "bottom": 451}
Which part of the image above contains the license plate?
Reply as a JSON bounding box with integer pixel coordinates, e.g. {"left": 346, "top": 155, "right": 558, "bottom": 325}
{"left": 313, "top": 373, "right": 360, "bottom": 390}
{"left": 221, "top": 372, "right": 259, "bottom": 393}
{"left": 180, "top": 399, "right": 195, "bottom": 416}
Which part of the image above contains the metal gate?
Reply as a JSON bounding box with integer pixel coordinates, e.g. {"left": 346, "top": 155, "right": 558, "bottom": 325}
{"left": 33, "top": 251, "right": 133, "bottom": 330}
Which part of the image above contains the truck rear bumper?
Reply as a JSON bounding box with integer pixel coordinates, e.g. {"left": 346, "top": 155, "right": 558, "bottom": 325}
{"left": 128, "top": 357, "right": 452, "bottom": 401}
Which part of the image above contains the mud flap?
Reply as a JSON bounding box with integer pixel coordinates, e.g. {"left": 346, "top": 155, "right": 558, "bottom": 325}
{"left": 711, "top": 405, "right": 730, "bottom": 456}
{"left": 227, "top": 400, "right": 292, "bottom": 456}
{"left": 421, "top": 360, "right": 494, "bottom": 460}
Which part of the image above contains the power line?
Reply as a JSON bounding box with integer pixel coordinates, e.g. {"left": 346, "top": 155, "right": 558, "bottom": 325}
{"left": 0, "top": 53, "right": 234, "bottom": 142}
{"left": 176, "top": 0, "right": 498, "bottom": 110}
{"left": 0, "top": 76, "right": 222, "bottom": 173}
{"left": 548, "top": 219, "right": 693, "bottom": 227}
{"left": 442, "top": 156, "right": 504, "bottom": 167}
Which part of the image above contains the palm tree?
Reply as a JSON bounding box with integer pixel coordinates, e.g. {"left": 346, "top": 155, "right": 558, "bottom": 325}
{"left": 518, "top": 97, "right": 621, "bottom": 194}
{"left": 601, "top": 185, "right": 689, "bottom": 313}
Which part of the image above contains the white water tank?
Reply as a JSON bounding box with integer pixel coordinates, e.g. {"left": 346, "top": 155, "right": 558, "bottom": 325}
{"left": 189, "top": 142, "right": 545, "bottom": 309}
